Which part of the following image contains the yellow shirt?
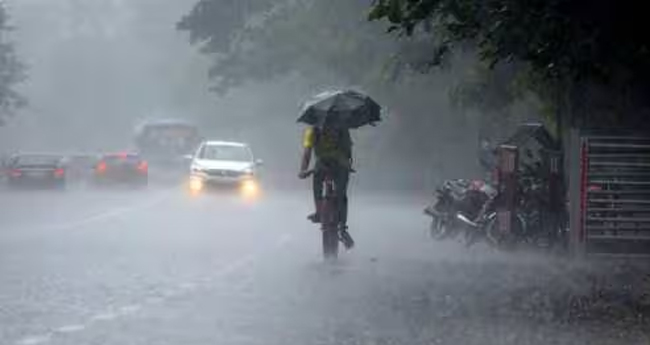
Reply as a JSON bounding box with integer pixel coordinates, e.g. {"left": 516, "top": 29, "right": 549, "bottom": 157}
{"left": 302, "top": 126, "right": 351, "bottom": 167}
{"left": 303, "top": 127, "right": 315, "bottom": 149}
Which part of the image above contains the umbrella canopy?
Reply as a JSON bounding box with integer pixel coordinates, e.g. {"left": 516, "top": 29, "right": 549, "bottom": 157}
{"left": 297, "top": 90, "right": 381, "bottom": 129}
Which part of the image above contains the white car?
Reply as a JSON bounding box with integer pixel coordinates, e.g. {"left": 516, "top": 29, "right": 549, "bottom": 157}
{"left": 187, "top": 141, "right": 262, "bottom": 196}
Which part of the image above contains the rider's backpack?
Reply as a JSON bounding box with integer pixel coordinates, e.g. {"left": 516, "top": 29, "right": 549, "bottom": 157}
{"left": 313, "top": 126, "right": 352, "bottom": 165}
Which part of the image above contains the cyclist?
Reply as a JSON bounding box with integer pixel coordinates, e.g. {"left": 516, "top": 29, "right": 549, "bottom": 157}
{"left": 298, "top": 118, "right": 355, "bottom": 249}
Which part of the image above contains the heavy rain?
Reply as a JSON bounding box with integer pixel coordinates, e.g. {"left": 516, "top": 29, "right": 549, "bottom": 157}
{"left": 0, "top": 1, "right": 649, "bottom": 344}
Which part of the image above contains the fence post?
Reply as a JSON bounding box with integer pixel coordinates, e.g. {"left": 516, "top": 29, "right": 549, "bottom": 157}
{"left": 568, "top": 129, "right": 586, "bottom": 257}
{"left": 496, "top": 145, "right": 519, "bottom": 237}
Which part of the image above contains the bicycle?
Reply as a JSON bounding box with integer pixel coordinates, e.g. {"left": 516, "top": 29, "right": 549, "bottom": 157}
{"left": 304, "top": 168, "right": 351, "bottom": 260}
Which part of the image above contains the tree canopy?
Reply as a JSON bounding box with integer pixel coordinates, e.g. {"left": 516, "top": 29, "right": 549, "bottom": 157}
{"left": 369, "top": 0, "right": 650, "bottom": 83}
{"left": 177, "top": 0, "right": 398, "bottom": 94}
{"left": 369, "top": 0, "right": 650, "bottom": 128}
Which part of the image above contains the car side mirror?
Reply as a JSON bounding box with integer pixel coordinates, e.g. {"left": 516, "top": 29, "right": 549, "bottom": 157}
{"left": 255, "top": 159, "right": 263, "bottom": 166}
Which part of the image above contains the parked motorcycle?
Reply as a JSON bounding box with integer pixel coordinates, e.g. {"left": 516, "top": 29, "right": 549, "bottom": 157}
{"left": 424, "top": 179, "right": 470, "bottom": 240}
{"left": 472, "top": 163, "right": 561, "bottom": 251}
{"left": 425, "top": 179, "right": 496, "bottom": 246}
{"left": 453, "top": 180, "right": 500, "bottom": 247}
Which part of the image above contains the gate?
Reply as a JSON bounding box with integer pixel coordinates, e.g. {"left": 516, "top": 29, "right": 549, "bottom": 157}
{"left": 569, "top": 132, "right": 650, "bottom": 257}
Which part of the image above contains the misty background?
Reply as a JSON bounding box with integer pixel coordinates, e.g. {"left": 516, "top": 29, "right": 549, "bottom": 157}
{"left": 2, "top": 0, "right": 541, "bottom": 191}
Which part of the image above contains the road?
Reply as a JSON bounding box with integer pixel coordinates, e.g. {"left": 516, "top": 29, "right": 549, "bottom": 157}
{"left": 0, "top": 183, "right": 647, "bottom": 345}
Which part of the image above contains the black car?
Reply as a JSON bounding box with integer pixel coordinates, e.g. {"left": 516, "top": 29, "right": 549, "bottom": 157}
{"left": 92, "top": 152, "right": 148, "bottom": 187}
{"left": 6, "top": 153, "right": 67, "bottom": 189}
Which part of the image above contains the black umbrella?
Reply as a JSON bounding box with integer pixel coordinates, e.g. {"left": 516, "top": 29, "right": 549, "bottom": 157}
{"left": 297, "top": 90, "right": 381, "bottom": 129}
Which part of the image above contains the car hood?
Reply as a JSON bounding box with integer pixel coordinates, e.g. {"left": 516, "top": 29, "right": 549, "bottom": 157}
{"left": 193, "top": 159, "right": 253, "bottom": 171}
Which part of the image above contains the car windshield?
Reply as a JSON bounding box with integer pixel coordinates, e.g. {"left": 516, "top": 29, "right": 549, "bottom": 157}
{"left": 199, "top": 144, "right": 251, "bottom": 162}
{"left": 13, "top": 155, "right": 61, "bottom": 166}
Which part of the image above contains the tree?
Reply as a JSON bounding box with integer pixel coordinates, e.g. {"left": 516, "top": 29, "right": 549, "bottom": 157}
{"left": 177, "top": 0, "right": 398, "bottom": 93}
{"left": 370, "top": 0, "right": 650, "bottom": 81}
{"left": 368, "top": 0, "right": 650, "bottom": 130}
{"left": 0, "top": 2, "right": 26, "bottom": 125}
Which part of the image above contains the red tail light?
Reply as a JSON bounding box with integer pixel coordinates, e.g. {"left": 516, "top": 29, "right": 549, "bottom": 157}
{"left": 54, "top": 168, "right": 65, "bottom": 178}
{"left": 137, "top": 161, "right": 148, "bottom": 174}
{"left": 10, "top": 169, "right": 22, "bottom": 177}
{"left": 96, "top": 161, "right": 107, "bottom": 174}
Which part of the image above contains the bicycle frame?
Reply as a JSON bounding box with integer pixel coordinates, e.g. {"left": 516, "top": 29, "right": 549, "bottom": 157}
{"left": 320, "top": 172, "right": 340, "bottom": 259}
{"left": 306, "top": 168, "right": 340, "bottom": 259}
{"left": 320, "top": 174, "right": 338, "bottom": 225}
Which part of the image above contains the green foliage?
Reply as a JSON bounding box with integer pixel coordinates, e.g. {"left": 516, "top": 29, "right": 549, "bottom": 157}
{"left": 449, "top": 61, "right": 520, "bottom": 112}
{"left": 370, "top": 0, "right": 650, "bottom": 129}
{"left": 0, "top": 3, "right": 26, "bottom": 125}
{"left": 177, "top": 0, "right": 276, "bottom": 53}
{"left": 370, "top": 0, "right": 650, "bottom": 82}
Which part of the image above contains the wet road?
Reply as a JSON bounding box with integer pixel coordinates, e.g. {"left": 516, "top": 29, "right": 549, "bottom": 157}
{"left": 0, "top": 185, "right": 647, "bottom": 345}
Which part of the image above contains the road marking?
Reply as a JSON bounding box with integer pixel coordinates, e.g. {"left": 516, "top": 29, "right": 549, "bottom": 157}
{"left": 15, "top": 335, "right": 51, "bottom": 345}
{"left": 90, "top": 312, "right": 118, "bottom": 321}
{"left": 54, "top": 324, "right": 85, "bottom": 333}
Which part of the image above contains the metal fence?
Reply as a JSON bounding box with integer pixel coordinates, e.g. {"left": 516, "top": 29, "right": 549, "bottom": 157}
{"left": 569, "top": 131, "right": 650, "bottom": 257}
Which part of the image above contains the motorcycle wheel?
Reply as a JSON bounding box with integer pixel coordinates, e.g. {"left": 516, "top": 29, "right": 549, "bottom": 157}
{"left": 484, "top": 212, "right": 527, "bottom": 251}
{"left": 463, "top": 224, "right": 484, "bottom": 247}
{"left": 429, "top": 216, "right": 449, "bottom": 240}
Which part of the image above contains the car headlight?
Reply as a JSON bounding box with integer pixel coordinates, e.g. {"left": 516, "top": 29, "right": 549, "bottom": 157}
{"left": 191, "top": 165, "right": 205, "bottom": 173}
{"left": 240, "top": 179, "right": 259, "bottom": 199}
{"left": 189, "top": 175, "right": 204, "bottom": 194}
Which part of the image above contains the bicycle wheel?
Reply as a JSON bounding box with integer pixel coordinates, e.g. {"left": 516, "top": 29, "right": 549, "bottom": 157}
{"left": 321, "top": 197, "right": 339, "bottom": 260}
{"left": 322, "top": 226, "right": 339, "bottom": 260}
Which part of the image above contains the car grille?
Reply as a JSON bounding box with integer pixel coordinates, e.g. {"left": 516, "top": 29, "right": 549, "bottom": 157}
{"left": 205, "top": 169, "right": 243, "bottom": 178}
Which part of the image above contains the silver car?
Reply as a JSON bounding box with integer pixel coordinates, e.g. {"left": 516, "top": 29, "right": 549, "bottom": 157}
{"left": 188, "top": 141, "right": 262, "bottom": 196}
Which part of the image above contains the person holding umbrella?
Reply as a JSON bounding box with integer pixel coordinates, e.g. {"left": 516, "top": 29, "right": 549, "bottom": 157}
{"left": 297, "top": 90, "right": 381, "bottom": 250}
